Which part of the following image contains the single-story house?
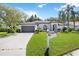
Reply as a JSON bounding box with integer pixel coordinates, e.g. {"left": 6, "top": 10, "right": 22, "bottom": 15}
{"left": 19, "top": 21, "right": 60, "bottom": 32}
{"left": 19, "top": 21, "right": 79, "bottom": 32}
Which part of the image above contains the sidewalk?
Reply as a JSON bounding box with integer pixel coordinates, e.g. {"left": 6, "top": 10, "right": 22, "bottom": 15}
{"left": 64, "top": 49, "right": 79, "bottom": 56}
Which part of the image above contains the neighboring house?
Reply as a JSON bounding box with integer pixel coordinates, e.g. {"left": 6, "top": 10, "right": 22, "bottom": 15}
{"left": 69, "top": 22, "right": 79, "bottom": 30}
{"left": 19, "top": 21, "right": 60, "bottom": 32}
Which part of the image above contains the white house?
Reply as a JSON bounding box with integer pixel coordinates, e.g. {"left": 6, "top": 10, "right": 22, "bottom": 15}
{"left": 19, "top": 21, "right": 60, "bottom": 32}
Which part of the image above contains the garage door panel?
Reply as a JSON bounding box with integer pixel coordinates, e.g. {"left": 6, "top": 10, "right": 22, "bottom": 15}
{"left": 21, "top": 26, "right": 35, "bottom": 32}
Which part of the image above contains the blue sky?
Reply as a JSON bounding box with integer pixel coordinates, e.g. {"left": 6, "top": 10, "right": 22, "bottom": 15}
{"left": 5, "top": 3, "right": 79, "bottom": 20}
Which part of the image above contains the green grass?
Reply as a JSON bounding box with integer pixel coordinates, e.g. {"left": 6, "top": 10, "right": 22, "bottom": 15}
{"left": 0, "top": 32, "right": 12, "bottom": 38}
{"left": 26, "top": 32, "right": 47, "bottom": 56}
{"left": 26, "top": 31, "right": 79, "bottom": 56}
{"left": 49, "top": 31, "right": 79, "bottom": 56}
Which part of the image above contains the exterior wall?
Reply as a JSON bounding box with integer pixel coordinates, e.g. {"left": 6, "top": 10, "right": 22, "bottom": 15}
{"left": 38, "top": 24, "right": 50, "bottom": 30}
{"left": 19, "top": 21, "right": 79, "bottom": 32}
{"left": 38, "top": 23, "right": 58, "bottom": 31}
{"left": 19, "top": 22, "right": 60, "bottom": 32}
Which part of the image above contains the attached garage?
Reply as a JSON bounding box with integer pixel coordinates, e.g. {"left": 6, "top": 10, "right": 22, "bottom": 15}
{"left": 21, "top": 25, "right": 35, "bottom": 32}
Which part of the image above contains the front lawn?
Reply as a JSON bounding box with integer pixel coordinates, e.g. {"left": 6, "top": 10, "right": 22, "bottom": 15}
{"left": 26, "top": 31, "right": 79, "bottom": 56}
{"left": 0, "top": 32, "right": 12, "bottom": 38}
{"left": 49, "top": 31, "right": 79, "bottom": 56}
{"left": 26, "top": 32, "right": 47, "bottom": 56}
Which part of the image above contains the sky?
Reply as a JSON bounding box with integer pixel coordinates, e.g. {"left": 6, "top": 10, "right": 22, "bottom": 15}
{"left": 4, "top": 3, "right": 79, "bottom": 20}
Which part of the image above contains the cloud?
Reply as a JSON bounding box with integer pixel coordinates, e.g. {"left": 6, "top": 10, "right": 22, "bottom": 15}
{"left": 25, "top": 10, "right": 45, "bottom": 20}
{"left": 25, "top": 10, "right": 37, "bottom": 17}
{"left": 54, "top": 3, "right": 79, "bottom": 11}
{"left": 70, "top": 3, "right": 79, "bottom": 7}
{"left": 16, "top": 7, "right": 44, "bottom": 20}
{"left": 16, "top": 7, "right": 37, "bottom": 17}
{"left": 54, "top": 8, "right": 61, "bottom": 11}
{"left": 54, "top": 4, "right": 68, "bottom": 11}
{"left": 38, "top": 4, "right": 47, "bottom": 8}
{"left": 25, "top": 11, "right": 44, "bottom": 20}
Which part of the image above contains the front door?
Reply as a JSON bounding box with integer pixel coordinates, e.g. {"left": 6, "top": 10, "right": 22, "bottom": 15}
{"left": 53, "top": 24, "right": 57, "bottom": 32}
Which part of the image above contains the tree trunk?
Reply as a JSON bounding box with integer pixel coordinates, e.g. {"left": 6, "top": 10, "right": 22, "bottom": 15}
{"left": 68, "top": 20, "right": 70, "bottom": 29}
{"left": 9, "top": 25, "right": 16, "bottom": 33}
{"left": 67, "top": 13, "right": 70, "bottom": 31}
{"left": 62, "top": 20, "right": 65, "bottom": 28}
{"left": 73, "top": 19, "right": 75, "bottom": 30}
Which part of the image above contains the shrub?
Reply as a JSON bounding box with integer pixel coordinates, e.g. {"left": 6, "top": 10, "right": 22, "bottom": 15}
{"left": 35, "top": 30, "right": 39, "bottom": 34}
{"left": 7, "top": 28, "right": 16, "bottom": 33}
{"left": 62, "top": 27, "right": 67, "bottom": 32}
{"left": 0, "top": 28, "right": 19, "bottom": 33}
{"left": 68, "top": 28, "right": 73, "bottom": 32}
{"left": 75, "top": 29, "right": 79, "bottom": 31}
{"left": 0, "top": 28, "right": 7, "bottom": 32}
{"left": 35, "top": 27, "right": 43, "bottom": 34}
{"left": 38, "top": 28, "right": 43, "bottom": 32}
{"left": 7, "top": 29, "right": 13, "bottom": 33}
{"left": 0, "top": 28, "right": 13, "bottom": 33}
{"left": 16, "top": 29, "right": 20, "bottom": 33}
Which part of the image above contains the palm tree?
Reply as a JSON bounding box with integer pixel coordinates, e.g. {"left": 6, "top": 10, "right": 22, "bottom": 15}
{"left": 65, "top": 5, "right": 71, "bottom": 29}
{"left": 59, "top": 4, "right": 79, "bottom": 31}
{"left": 59, "top": 10, "right": 66, "bottom": 27}
{"left": 70, "top": 5, "right": 76, "bottom": 29}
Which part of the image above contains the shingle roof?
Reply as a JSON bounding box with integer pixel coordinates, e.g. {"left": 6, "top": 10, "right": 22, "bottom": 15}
{"left": 20, "top": 21, "right": 57, "bottom": 25}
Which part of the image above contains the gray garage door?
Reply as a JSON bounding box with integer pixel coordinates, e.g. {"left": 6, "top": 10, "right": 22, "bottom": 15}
{"left": 21, "top": 26, "right": 35, "bottom": 32}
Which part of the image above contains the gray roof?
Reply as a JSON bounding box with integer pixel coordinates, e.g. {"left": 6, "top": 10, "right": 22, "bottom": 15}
{"left": 20, "top": 21, "right": 57, "bottom": 25}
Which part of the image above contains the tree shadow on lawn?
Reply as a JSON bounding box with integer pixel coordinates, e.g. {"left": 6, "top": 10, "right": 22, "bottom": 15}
{"left": 60, "top": 31, "right": 79, "bottom": 34}
{"left": 44, "top": 48, "right": 49, "bottom": 56}
{"left": 71, "top": 31, "right": 79, "bottom": 34}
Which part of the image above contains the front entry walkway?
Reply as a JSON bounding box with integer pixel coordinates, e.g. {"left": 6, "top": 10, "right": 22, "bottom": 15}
{"left": 0, "top": 33, "right": 33, "bottom": 56}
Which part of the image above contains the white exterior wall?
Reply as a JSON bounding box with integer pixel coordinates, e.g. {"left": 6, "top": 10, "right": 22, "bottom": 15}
{"left": 38, "top": 23, "right": 58, "bottom": 31}
{"left": 38, "top": 24, "right": 50, "bottom": 30}
{"left": 19, "top": 23, "right": 59, "bottom": 32}
{"left": 35, "top": 25, "right": 37, "bottom": 30}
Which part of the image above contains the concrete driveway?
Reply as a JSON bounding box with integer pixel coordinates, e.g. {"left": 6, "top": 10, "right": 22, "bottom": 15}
{"left": 0, "top": 33, "right": 33, "bottom": 56}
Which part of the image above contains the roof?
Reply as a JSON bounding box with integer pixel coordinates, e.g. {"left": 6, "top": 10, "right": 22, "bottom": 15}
{"left": 20, "top": 21, "right": 57, "bottom": 25}
{"left": 20, "top": 22, "right": 36, "bottom": 25}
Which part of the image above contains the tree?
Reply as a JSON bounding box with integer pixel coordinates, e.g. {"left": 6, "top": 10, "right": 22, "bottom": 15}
{"left": 20, "top": 12, "right": 28, "bottom": 23}
{"left": 58, "top": 10, "right": 66, "bottom": 27}
{"left": 46, "top": 17, "right": 58, "bottom": 21}
{"left": 65, "top": 5, "right": 71, "bottom": 29}
{"left": 0, "top": 18, "right": 2, "bottom": 28}
{"left": 27, "top": 15, "right": 34, "bottom": 22}
{"left": 70, "top": 5, "right": 76, "bottom": 29}
{"left": 0, "top": 4, "right": 23, "bottom": 33}
{"left": 59, "top": 4, "right": 77, "bottom": 31}
{"left": 27, "top": 14, "right": 41, "bottom": 22}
